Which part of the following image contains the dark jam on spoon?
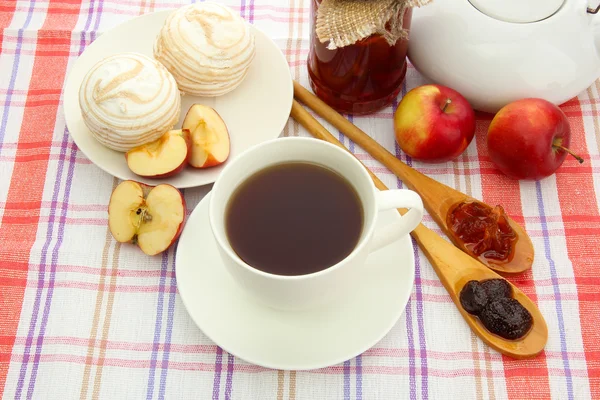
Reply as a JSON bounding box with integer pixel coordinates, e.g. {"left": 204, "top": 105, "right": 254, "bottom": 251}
{"left": 447, "top": 201, "right": 517, "bottom": 263}
{"left": 479, "top": 298, "right": 533, "bottom": 341}
{"left": 459, "top": 279, "right": 532, "bottom": 340}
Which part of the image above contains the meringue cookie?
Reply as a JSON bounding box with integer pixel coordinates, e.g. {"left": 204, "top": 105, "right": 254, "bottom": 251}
{"left": 79, "top": 52, "right": 181, "bottom": 152}
{"left": 153, "top": 2, "right": 255, "bottom": 97}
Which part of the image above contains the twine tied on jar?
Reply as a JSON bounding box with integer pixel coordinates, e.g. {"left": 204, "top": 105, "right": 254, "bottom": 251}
{"left": 315, "top": 0, "right": 431, "bottom": 50}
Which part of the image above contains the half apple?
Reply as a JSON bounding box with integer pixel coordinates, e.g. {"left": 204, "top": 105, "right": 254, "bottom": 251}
{"left": 125, "top": 129, "right": 192, "bottom": 178}
{"left": 108, "top": 180, "right": 186, "bottom": 256}
{"left": 182, "top": 104, "right": 230, "bottom": 168}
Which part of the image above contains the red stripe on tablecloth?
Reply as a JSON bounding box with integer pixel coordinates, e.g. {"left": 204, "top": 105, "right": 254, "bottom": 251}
{"left": 474, "top": 120, "right": 552, "bottom": 399}
{"left": 0, "top": 335, "right": 591, "bottom": 360}
{"left": 0, "top": 352, "right": 589, "bottom": 377}
{"left": 46, "top": 0, "right": 82, "bottom": 17}
{"left": 555, "top": 100, "right": 600, "bottom": 399}
{"left": 0, "top": 0, "right": 17, "bottom": 55}
{"left": 36, "top": 36, "right": 72, "bottom": 45}
{"left": 0, "top": 1, "right": 82, "bottom": 396}
{"left": 0, "top": 1, "right": 16, "bottom": 28}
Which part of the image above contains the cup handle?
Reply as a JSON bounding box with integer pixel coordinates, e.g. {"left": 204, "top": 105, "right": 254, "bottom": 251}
{"left": 369, "top": 189, "right": 424, "bottom": 253}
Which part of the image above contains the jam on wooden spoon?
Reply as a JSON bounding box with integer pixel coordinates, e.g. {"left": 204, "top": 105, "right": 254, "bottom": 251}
{"left": 442, "top": 199, "right": 533, "bottom": 274}
{"left": 447, "top": 201, "right": 517, "bottom": 265}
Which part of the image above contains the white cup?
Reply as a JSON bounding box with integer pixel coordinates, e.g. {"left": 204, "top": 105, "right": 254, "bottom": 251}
{"left": 209, "top": 137, "right": 424, "bottom": 311}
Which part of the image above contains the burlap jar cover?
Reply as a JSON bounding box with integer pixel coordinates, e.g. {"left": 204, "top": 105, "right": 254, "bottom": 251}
{"left": 316, "top": 0, "right": 432, "bottom": 50}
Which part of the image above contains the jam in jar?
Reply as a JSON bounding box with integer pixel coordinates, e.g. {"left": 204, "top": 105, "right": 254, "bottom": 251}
{"left": 307, "top": 0, "right": 412, "bottom": 115}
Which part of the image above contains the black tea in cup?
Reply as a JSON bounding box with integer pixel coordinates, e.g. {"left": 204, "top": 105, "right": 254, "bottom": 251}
{"left": 225, "top": 161, "right": 364, "bottom": 276}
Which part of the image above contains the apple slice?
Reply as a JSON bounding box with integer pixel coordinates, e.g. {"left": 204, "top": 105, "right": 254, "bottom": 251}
{"left": 108, "top": 180, "right": 186, "bottom": 256}
{"left": 182, "top": 104, "right": 230, "bottom": 168}
{"left": 125, "top": 129, "right": 192, "bottom": 178}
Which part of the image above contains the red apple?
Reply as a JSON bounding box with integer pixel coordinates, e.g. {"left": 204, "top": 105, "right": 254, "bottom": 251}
{"left": 108, "top": 180, "right": 186, "bottom": 256}
{"left": 394, "top": 84, "right": 476, "bottom": 163}
{"left": 182, "top": 104, "right": 230, "bottom": 168}
{"left": 487, "top": 98, "right": 583, "bottom": 180}
{"left": 125, "top": 129, "right": 192, "bottom": 178}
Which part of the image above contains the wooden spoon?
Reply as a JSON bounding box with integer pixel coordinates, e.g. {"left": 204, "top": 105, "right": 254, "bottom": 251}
{"left": 290, "top": 100, "right": 548, "bottom": 359}
{"left": 292, "top": 81, "right": 534, "bottom": 274}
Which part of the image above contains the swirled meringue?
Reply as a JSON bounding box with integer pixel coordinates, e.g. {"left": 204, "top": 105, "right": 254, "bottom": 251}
{"left": 153, "top": 2, "right": 256, "bottom": 97}
{"left": 79, "top": 52, "right": 181, "bottom": 152}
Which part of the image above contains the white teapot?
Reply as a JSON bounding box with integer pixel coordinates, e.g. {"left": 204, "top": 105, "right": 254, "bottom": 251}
{"left": 407, "top": 0, "right": 600, "bottom": 113}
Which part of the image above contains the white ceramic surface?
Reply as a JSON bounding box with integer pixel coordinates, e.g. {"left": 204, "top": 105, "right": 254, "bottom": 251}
{"left": 63, "top": 10, "right": 293, "bottom": 188}
{"left": 175, "top": 192, "right": 415, "bottom": 370}
{"left": 468, "top": 0, "right": 564, "bottom": 23}
{"left": 408, "top": 0, "right": 600, "bottom": 113}
{"left": 208, "top": 137, "right": 424, "bottom": 311}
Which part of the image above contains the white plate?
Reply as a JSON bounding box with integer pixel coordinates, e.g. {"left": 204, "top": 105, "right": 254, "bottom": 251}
{"left": 175, "top": 192, "right": 415, "bottom": 370}
{"left": 63, "top": 10, "right": 293, "bottom": 188}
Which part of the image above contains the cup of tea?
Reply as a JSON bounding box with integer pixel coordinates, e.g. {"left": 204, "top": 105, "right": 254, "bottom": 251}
{"left": 209, "top": 137, "right": 423, "bottom": 310}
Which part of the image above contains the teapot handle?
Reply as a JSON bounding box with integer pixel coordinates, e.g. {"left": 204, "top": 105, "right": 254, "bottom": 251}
{"left": 589, "top": 4, "right": 600, "bottom": 14}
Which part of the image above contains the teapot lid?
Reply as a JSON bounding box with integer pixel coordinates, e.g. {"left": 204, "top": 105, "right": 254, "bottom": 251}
{"left": 468, "top": 0, "right": 564, "bottom": 23}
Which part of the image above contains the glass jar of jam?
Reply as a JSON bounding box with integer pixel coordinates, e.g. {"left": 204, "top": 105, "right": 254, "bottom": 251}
{"left": 307, "top": 0, "right": 412, "bottom": 115}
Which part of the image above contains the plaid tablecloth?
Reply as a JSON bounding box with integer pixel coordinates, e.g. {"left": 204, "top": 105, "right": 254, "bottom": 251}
{"left": 1, "top": 1, "right": 599, "bottom": 399}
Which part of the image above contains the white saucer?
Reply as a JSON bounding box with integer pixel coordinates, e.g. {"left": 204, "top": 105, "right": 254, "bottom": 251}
{"left": 63, "top": 10, "right": 293, "bottom": 189}
{"left": 175, "top": 193, "right": 415, "bottom": 370}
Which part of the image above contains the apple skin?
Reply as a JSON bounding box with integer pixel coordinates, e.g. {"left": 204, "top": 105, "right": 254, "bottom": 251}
{"left": 394, "top": 84, "right": 476, "bottom": 163}
{"left": 487, "top": 98, "right": 573, "bottom": 180}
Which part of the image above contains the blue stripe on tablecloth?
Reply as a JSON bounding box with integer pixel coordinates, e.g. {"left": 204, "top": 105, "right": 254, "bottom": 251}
{"left": 356, "top": 354, "right": 362, "bottom": 400}
{"left": 248, "top": 0, "right": 255, "bottom": 23}
{"left": 412, "top": 236, "right": 429, "bottom": 400}
{"left": 240, "top": 0, "right": 246, "bottom": 22}
{"left": 344, "top": 360, "right": 351, "bottom": 400}
{"left": 146, "top": 252, "right": 170, "bottom": 400}
{"left": 158, "top": 227, "right": 180, "bottom": 399}
{"left": 212, "top": 347, "right": 224, "bottom": 400}
{"left": 225, "top": 353, "right": 235, "bottom": 400}
{"left": 535, "top": 180, "right": 573, "bottom": 400}
{"left": 0, "top": 0, "right": 35, "bottom": 155}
